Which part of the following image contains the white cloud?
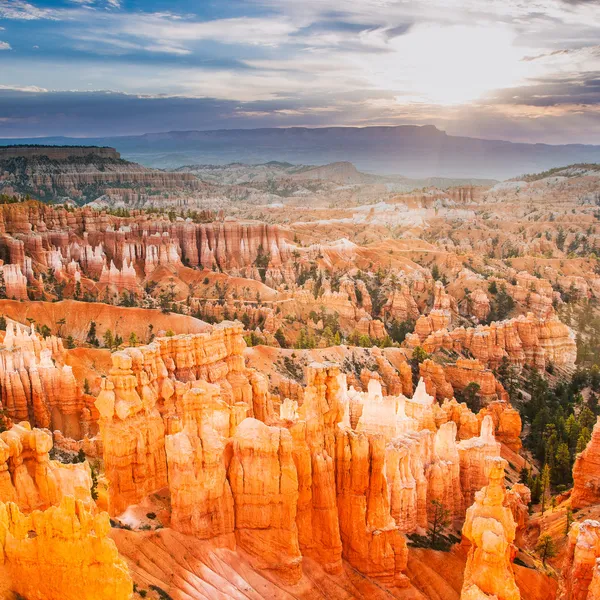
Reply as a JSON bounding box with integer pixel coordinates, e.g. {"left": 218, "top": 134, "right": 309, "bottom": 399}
{"left": 0, "top": 40, "right": 10, "bottom": 50}
{"left": 0, "top": 0, "right": 58, "bottom": 20}
{"left": 90, "top": 13, "right": 299, "bottom": 49}
{"left": 0, "top": 84, "right": 47, "bottom": 92}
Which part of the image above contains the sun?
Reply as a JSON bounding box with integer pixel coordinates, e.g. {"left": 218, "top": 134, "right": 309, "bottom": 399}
{"left": 364, "top": 23, "right": 533, "bottom": 106}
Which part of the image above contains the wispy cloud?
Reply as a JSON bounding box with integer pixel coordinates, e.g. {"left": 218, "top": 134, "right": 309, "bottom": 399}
{"left": 0, "top": 40, "right": 10, "bottom": 50}
{"left": 0, "top": 0, "right": 600, "bottom": 142}
{"left": 0, "top": 84, "right": 47, "bottom": 92}
{"left": 0, "top": 0, "right": 58, "bottom": 20}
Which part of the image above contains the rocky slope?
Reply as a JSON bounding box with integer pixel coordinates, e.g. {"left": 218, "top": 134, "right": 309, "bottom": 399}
{"left": 0, "top": 146, "right": 201, "bottom": 203}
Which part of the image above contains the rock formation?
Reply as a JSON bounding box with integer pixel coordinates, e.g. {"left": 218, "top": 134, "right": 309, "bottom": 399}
{"left": 460, "top": 456, "right": 520, "bottom": 600}
{"left": 0, "top": 496, "right": 132, "bottom": 600}
{"left": 335, "top": 427, "right": 408, "bottom": 586}
{"left": 572, "top": 417, "right": 600, "bottom": 509}
{"left": 560, "top": 519, "right": 600, "bottom": 600}
{"left": 91, "top": 323, "right": 520, "bottom": 591}
{"left": 0, "top": 325, "right": 93, "bottom": 441}
{"left": 458, "top": 416, "right": 502, "bottom": 507}
{"left": 229, "top": 418, "right": 302, "bottom": 582}
{"left": 95, "top": 351, "right": 168, "bottom": 516}
{"left": 407, "top": 312, "right": 576, "bottom": 369}
{"left": 0, "top": 422, "right": 93, "bottom": 512}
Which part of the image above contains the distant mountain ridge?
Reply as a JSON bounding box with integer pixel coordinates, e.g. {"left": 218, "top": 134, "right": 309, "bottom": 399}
{"left": 0, "top": 145, "right": 200, "bottom": 203}
{"left": 2, "top": 125, "right": 600, "bottom": 179}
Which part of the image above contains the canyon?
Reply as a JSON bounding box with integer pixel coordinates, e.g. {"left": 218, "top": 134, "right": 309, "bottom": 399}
{"left": 0, "top": 149, "right": 599, "bottom": 600}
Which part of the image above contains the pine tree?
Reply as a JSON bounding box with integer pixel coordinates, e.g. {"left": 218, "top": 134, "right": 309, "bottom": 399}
{"left": 87, "top": 321, "right": 99, "bottom": 347}
{"left": 274, "top": 328, "right": 287, "bottom": 348}
{"left": 554, "top": 442, "right": 572, "bottom": 486}
{"left": 540, "top": 464, "right": 551, "bottom": 515}
{"left": 565, "top": 507, "right": 574, "bottom": 536}
{"left": 536, "top": 533, "right": 557, "bottom": 565}
{"left": 429, "top": 499, "right": 451, "bottom": 549}
{"left": 103, "top": 329, "right": 114, "bottom": 350}
{"left": 577, "top": 427, "right": 591, "bottom": 453}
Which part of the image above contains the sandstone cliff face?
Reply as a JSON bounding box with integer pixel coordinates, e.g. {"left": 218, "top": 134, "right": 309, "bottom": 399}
{"left": 458, "top": 416, "right": 502, "bottom": 508}
{"left": 93, "top": 324, "right": 520, "bottom": 590}
{"left": 407, "top": 312, "right": 576, "bottom": 369}
{"left": 289, "top": 363, "right": 343, "bottom": 571}
{"left": 165, "top": 415, "right": 235, "bottom": 541}
{"left": 0, "top": 148, "right": 199, "bottom": 202}
{"left": 0, "top": 422, "right": 93, "bottom": 512}
{"left": 0, "top": 324, "right": 93, "bottom": 441}
{"left": 0, "top": 263, "right": 28, "bottom": 300}
{"left": 95, "top": 351, "right": 168, "bottom": 516}
{"left": 559, "top": 519, "right": 600, "bottom": 600}
{"left": 0, "top": 417, "right": 132, "bottom": 600}
{"left": 0, "top": 203, "right": 294, "bottom": 300}
{"left": 335, "top": 428, "right": 408, "bottom": 586}
{"left": 382, "top": 284, "right": 420, "bottom": 322}
{"left": 229, "top": 418, "right": 302, "bottom": 583}
{"left": 572, "top": 417, "right": 600, "bottom": 509}
{"left": 0, "top": 496, "right": 132, "bottom": 600}
{"left": 461, "top": 457, "right": 520, "bottom": 600}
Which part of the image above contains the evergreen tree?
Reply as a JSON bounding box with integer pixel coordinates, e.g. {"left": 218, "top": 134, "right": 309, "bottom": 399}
{"left": 87, "top": 321, "right": 99, "bottom": 347}
{"left": 536, "top": 533, "right": 557, "bottom": 566}
{"left": 540, "top": 464, "right": 551, "bottom": 515}
{"left": 428, "top": 499, "right": 451, "bottom": 550}
{"left": 463, "top": 382, "right": 481, "bottom": 413}
{"left": 274, "top": 328, "right": 287, "bottom": 348}
{"left": 554, "top": 442, "right": 571, "bottom": 485}
{"left": 577, "top": 427, "right": 591, "bottom": 453}
{"left": 103, "top": 329, "right": 114, "bottom": 349}
{"left": 565, "top": 507, "right": 574, "bottom": 536}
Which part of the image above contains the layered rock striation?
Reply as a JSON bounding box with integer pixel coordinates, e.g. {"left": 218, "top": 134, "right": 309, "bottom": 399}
{"left": 572, "top": 417, "right": 600, "bottom": 509}
{"left": 94, "top": 326, "right": 515, "bottom": 588}
{"left": 407, "top": 312, "right": 576, "bottom": 369}
{"left": 0, "top": 496, "right": 133, "bottom": 600}
{"left": 460, "top": 457, "right": 520, "bottom": 600}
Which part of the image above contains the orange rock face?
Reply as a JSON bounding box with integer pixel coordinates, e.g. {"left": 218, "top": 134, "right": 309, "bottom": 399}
{"left": 560, "top": 519, "right": 600, "bottom": 600}
{"left": 91, "top": 322, "right": 525, "bottom": 592}
{"left": 335, "top": 428, "right": 409, "bottom": 586}
{"left": 0, "top": 496, "right": 133, "bottom": 600}
{"left": 165, "top": 414, "right": 235, "bottom": 541}
{"left": 0, "top": 324, "right": 86, "bottom": 433}
{"left": 409, "top": 313, "right": 576, "bottom": 370}
{"left": 229, "top": 418, "right": 302, "bottom": 583}
{"left": 444, "top": 358, "right": 507, "bottom": 402}
{"left": 95, "top": 351, "right": 168, "bottom": 516}
{"left": 290, "top": 363, "right": 343, "bottom": 571}
{"left": 461, "top": 457, "right": 520, "bottom": 600}
{"left": 479, "top": 401, "right": 522, "bottom": 452}
{"left": 0, "top": 422, "right": 93, "bottom": 512}
{"left": 383, "top": 284, "right": 420, "bottom": 322}
{"left": 572, "top": 417, "right": 600, "bottom": 509}
{"left": 420, "top": 359, "right": 454, "bottom": 400}
{"left": 458, "top": 416, "right": 502, "bottom": 507}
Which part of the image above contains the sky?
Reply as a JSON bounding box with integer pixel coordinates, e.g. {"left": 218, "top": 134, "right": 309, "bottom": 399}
{"left": 0, "top": 0, "right": 600, "bottom": 142}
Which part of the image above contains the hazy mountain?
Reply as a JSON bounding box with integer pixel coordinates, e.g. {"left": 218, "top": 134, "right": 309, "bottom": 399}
{"left": 2, "top": 125, "right": 600, "bottom": 179}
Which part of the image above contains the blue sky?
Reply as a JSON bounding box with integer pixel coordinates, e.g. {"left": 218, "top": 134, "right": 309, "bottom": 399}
{"left": 1, "top": 0, "right": 600, "bottom": 141}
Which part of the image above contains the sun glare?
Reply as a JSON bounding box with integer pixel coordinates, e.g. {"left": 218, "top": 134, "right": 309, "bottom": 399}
{"left": 366, "top": 23, "right": 531, "bottom": 106}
